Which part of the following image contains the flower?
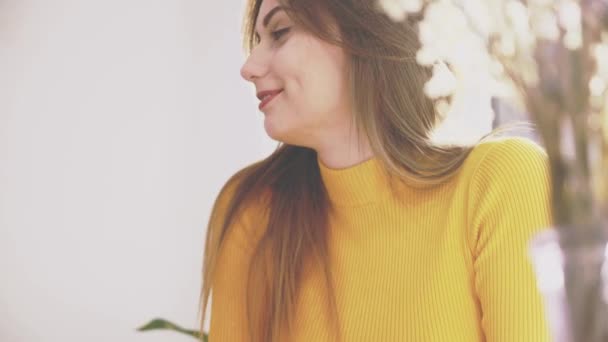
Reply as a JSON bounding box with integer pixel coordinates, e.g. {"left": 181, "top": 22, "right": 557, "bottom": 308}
{"left": 376, "top": 0, "right": 608, "bottom": 227}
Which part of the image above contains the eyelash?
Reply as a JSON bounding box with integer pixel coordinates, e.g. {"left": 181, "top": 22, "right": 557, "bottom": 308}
{"left": 253, "top": 27, "right": 290, "bottom": 46}
{"left": 271, "top": 28, "right": 290, "bottom": 41}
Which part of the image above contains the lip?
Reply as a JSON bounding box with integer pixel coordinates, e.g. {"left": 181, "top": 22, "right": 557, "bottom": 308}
{"left": 258, "top": 90, "right": 283, "bottom": 110}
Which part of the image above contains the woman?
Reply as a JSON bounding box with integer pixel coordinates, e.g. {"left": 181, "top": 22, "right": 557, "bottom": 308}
{"left": 199, "top": 0, "right": 553, "bottom": 341}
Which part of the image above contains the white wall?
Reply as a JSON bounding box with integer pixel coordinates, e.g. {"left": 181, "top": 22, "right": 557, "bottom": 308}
{"left": 0, "top": 1, "right": 276, "bottom": 341}
{"left": 0, "top": 1, "right": 495, "bottom": 341}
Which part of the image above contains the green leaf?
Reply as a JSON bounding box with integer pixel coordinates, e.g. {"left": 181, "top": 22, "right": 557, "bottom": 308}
{"left": 137, "top": 318, "right": 208, "bottom": 341}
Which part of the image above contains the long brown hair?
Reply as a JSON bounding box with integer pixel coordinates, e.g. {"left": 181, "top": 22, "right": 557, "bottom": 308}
{"left": 199, "top": 1, "right": 507, "bottom": 341}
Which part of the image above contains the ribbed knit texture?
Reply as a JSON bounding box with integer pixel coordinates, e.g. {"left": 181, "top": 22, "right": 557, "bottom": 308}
{"left": 208, "top": 137, "right": 553, "bottom": 341}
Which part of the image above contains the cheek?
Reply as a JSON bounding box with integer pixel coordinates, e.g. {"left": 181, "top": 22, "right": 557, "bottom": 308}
{"left": 300, "top": 58, "right": 348, "bottom": 118}
{"left": 273, "top": 35, "right": 349, "bottom": 127}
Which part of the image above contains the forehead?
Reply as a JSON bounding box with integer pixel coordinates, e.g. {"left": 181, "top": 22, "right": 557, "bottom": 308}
{"left": 255, "top": 0, "right": 284, "bottom": 31}
{"left": 258, "top": 0, "right": 280, "bottom": 19}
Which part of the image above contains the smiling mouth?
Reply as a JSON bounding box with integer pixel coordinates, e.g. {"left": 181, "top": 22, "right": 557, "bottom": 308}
{"left": 259, "top": 90, "right": 283, "bottom": 110}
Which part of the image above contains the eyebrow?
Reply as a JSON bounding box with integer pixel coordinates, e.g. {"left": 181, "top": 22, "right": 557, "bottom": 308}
{"left": 255, "top": 6, "right": 285, "bottom": 37}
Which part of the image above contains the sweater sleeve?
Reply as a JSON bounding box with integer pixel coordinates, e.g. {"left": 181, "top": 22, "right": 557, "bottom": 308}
{"left": 468, "top": 137, "right": 553, "bottom": 342}
{"left": 207, "top": 190, "right": 263, "bottom": 342}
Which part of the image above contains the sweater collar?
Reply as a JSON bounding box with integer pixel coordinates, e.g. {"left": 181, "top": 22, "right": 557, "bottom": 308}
{"left": 317, "top": 155, "right": 394, "bottom": 207}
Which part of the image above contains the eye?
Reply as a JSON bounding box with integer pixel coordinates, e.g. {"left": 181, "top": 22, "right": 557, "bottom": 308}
{"left": 271, "top": 27, "right": 291, "bottom": 41}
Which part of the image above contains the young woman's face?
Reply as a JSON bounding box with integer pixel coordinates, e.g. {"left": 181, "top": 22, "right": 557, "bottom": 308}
{"left": 240, "top": 0, "right": 352, "bottom": 149}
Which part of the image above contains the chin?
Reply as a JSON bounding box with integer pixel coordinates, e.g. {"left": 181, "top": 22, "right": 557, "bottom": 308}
{"left": 263, "top": 117, "right": 286, "bottom": 142}
{"left": 264, "top": 120, "right": 300, "bottom": 145}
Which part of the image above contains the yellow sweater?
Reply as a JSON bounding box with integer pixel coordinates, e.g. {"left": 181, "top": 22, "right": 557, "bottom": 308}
{"left": 208, "top": 137, "right": 553, "bottom": 341}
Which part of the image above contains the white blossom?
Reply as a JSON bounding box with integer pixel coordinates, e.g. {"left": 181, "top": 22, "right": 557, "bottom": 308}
{"left": 416, "top": 47, "right": 439, "bottom": 65}
{"left": 589, "top": 76, "right": 607, "bottom": 97}
{"left": 505, "top": 0, "right": 535, "bottom": 50}
{"left": 376, "top": 0, "right": 607, "bottom": 151}
{"left": 557, "top": 0, "right": 582, "bottom": 50}
{"left": 506, "top": 1, "right": 531, "bottom": 34}
{"left": 594, "top": 43, "right": 608, "bottom": 82}
{"left": 497, "top": 33, "right": 517, "bottom": 56}
{"left": 564, "top": 30, "right": 583, "bottom": 50}
{"left": 377, "top": 0, "right": 423, "bottom": 21}
{"left": 532, "top": 9, "right": 560, "bottom": 41}
{"left": 528, "top": 0, "right": 555, "bottom": 7}
{"left": 401, "top": 0, "right": 424, "bottom": 13}
{"left": 558, "top": 0, "right": 581, "bottom": 32}
{"left": 424, "top": 62, "right": 457, "bottom": 98}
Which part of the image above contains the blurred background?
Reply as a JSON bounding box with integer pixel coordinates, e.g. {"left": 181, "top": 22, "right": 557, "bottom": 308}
{"left": 0, "top": 1, "right": 523, "bottom": 341}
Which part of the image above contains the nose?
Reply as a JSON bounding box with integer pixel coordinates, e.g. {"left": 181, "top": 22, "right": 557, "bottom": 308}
{"left": 240, "top": 49, "right": 267, "bottom": 82}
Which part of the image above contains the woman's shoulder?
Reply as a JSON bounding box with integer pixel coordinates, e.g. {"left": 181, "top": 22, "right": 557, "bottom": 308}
{"left": 453, "top": 137, "right": 552, "bottom": 221}
{"left": 212, "top": 169, "right": 272, "bottom": 238}
{"left": 461, "top": 137, "right": 553, "bottom": 253}
{"left": 461, "top": 136, "right": 549, "bottom": 184}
